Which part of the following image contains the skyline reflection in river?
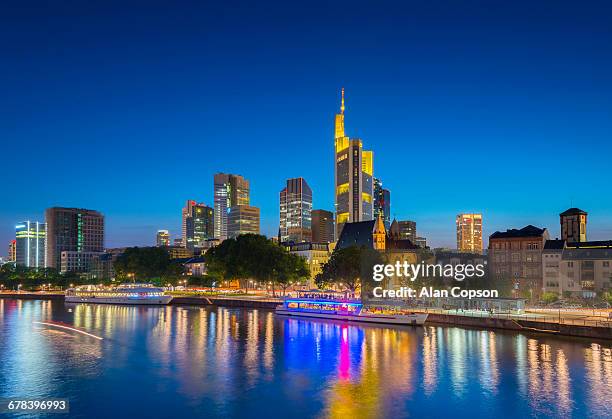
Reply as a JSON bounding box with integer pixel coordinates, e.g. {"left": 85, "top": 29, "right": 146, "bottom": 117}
{"left": 0, "top": 299, "right": 610, "bottom": 418}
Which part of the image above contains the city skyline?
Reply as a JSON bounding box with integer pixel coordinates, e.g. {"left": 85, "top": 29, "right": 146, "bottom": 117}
{"left": 2, "top": 1, "right": 612, "bottom": 251}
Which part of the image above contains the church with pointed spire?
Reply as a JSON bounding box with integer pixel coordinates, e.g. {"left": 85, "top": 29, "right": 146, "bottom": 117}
{"left": 336, "top": 213, "right": 423, "bottom": 288}
{"left": 336, "top": 214, "right": 421, "bottom": 251}
{"left": 334, "top": 88, "right": 374, "bottom": 240}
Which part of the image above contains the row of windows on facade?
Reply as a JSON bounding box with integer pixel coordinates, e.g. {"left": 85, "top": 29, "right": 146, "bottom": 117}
{"left": 491, "top": 242, "right": 541, "bottom": 250}
{"left": 553, "top": 261, "right": 611, "bottom": 268}
{"left": 493, "top": 254, "right": 542, "bottom": 263}
{"left": 544, "top": 281, "right": 610, "bottom": 289}
{"left": 545, "top": 270, "right": 611, "bottom": 278}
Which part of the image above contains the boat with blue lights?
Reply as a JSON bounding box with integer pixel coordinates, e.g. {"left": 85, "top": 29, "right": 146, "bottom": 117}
{"left": 65, "top": 283, "right": 172, "bottom": 305}
{"left": 275, "top": 291, "right": 428, "bottom": 326}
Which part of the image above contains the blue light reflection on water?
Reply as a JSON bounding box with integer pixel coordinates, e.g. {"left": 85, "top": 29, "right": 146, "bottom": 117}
{"left": 0, "top": 299, "right": 610, "bottom": 418}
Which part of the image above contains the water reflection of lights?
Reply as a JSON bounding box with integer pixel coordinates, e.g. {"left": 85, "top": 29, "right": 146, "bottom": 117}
{"left": 34, "top": 321, "right": 103, "bottom": 340}
{"left": 318, "top": 322, "right": 417, "bottom": 418}
{"left": 585, "top": 342, "right": 612, "bottom": 418}
{"left": 448, "top": 328, "right": 468, "bottom": 395}
{"left": 515, "top": 335, "right": 528, "bottom": 397}
{"left": 478, "top": 331, "right": 499, "bottom": 393}
{"left": 422, "top": 327, "right": 438, "bottom": 394}
{"left": 2, "top": 300, "right": 611, "bottom": 417}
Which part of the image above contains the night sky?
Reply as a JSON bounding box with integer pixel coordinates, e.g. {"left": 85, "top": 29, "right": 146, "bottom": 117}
{"left": 2, "top": 0, "right": 612, "bottom": 251}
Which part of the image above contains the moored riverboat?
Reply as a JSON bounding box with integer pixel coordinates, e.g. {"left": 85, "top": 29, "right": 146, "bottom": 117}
{"left": 65, "top": 283, "right": 172, "bottom": 305}
{"left": 275, "top": 291, "right": 427, "bottom": 326}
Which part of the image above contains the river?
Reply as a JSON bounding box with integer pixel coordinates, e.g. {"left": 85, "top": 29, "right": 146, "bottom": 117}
{"left": 0, "top": 299, "right": 610, "bottom": 418}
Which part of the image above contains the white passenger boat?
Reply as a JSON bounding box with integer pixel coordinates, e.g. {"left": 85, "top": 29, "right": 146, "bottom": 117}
{"left": 275, "top": 292, "right": 427, "bottom": 326}
{"left": 65, "top": 283, "right": 172, "bottom": 305}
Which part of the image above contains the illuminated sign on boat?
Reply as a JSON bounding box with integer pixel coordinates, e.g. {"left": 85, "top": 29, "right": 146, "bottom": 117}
{"left": 284, "top": 300, "right": 362, "bottom": 315}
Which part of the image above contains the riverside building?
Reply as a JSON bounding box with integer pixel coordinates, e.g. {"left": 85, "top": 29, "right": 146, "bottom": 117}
{"left": 542, "top": 240, "right": 612, "bottom": 298}
{"left": 15, "top": 221, "right": 46, "bottom": 268}
{"left": 488, "top": 225, "right": 549, "bottom": 298}
{"left": 45, "top": 207, "right": 104, "bottom": 271}
{"left": 560, "top": 207, "right": 587, "bottom": 243}
{"left": 287, "top": 242, "right": 333, "bottom": 288}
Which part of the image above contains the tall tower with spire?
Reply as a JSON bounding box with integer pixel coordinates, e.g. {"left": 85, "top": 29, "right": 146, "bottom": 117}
{"left": 334, "top": 88, "right": 374, "bottom": 239}
{"left": 335, "top": 88, "right": 345, "bottom": 139}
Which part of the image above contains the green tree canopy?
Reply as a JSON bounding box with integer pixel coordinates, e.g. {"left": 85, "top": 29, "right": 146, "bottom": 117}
{"left": 0, "top": 264, "right": 83, "bottom": 290}
{"left": 204, "top": 234, "right": 309, "bottom": 294}
{"left": 315, "top": 245, "right": 384, "bottom": 293}
{"left": 113, "top": 247, "right": 183, "bottom": 285}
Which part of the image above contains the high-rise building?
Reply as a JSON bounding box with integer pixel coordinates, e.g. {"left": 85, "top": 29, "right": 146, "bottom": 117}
{"left": 8, "top": 240, "right": 16, "bottom": 262}
{"left": 334, "top": 89, "right": 374, "bottom": 238}
{"left": 456, "top": 213, "right": 483, "bottom": 253}
{"left": 228, "top": 205, "right": 260, "bottom": 238}
{"left": 214, "top": 173, "right": 250, "bottom": 240}
{"left": 394, "top": 220, "right": 417, "bottom": 244}
{"left": 185, "top": 203, "right": 214, "bottom": 249}
{"left": 311, "top": 209, "right": 335, "bottom": 243}
{"left": 373, "top": 178, "right": 391, "bottom": 230}
{"left": 15, "top": 221, "right": 46, "bottom": 268}
{"left": 45, "top": 207, "right": 104, "bottom": 270}
{"left": 156, "top": 230, "right": 170, "bottom": 247}
{"left": 279, "top": 177, "right": 312, "bottom": 243}
{"left": 181, "top": 200, "right": 196, "bottom": 247}
{"left": 560, "top": 208, "right": 587, "bottom": 243}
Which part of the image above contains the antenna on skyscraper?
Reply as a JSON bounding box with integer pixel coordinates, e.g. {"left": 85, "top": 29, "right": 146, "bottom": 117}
{"left": 340, "top": 88, "right": 345, "bottom": 115}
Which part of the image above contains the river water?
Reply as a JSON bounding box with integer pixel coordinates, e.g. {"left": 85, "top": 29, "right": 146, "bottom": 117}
{"left": 0, "top": 299, "right": 610, "bottom": 418}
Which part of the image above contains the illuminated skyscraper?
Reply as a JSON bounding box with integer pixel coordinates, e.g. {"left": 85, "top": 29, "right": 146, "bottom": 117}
{"left": 45, "top": 207, "right": 104, "bottom": 270}
{"left": 15, "top": 221, "right": 46, "bottom": 268}
{"left": 334, "top": 89, "right": 374, "bottom": 238}
{"left": 214, "top": 173, "right": 250, "bottom": 240}
{"left": 156, "top": 230, "right": 170, "bottom": 247}
{"left": 312, "top": 209, "right": 335, "bottom": 243}
{"left": 181, "top": 200, "right": 196, "bottom": 247}
{"left": 8, "top": 240, "right": 16, "bottom": 262}
{"left": 373, "top": 177, "right": 391, "bottom": 230}
{"left": 279, "top": 177, "right": 312, "bottom": 243}
{"left": 391, "top": 219, "right": 417, "bottom": 244}
{"left": 185, "top": 203, "right": 214, "bottom": 249}
{"left": 456, "top": 213, "right": 483, "bottom": 253}
{"left": 228, "top": 205, "right": 260, "bottom": 238}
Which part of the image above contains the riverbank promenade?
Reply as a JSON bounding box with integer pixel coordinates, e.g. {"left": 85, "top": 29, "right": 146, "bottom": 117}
{"left": 2, "top": 291, "right": 611, "bottom": 340}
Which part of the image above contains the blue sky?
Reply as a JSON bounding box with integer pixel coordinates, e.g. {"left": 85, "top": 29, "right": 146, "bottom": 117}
{"left": 1, "top": 0, "right": 612, "bottom": 251}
